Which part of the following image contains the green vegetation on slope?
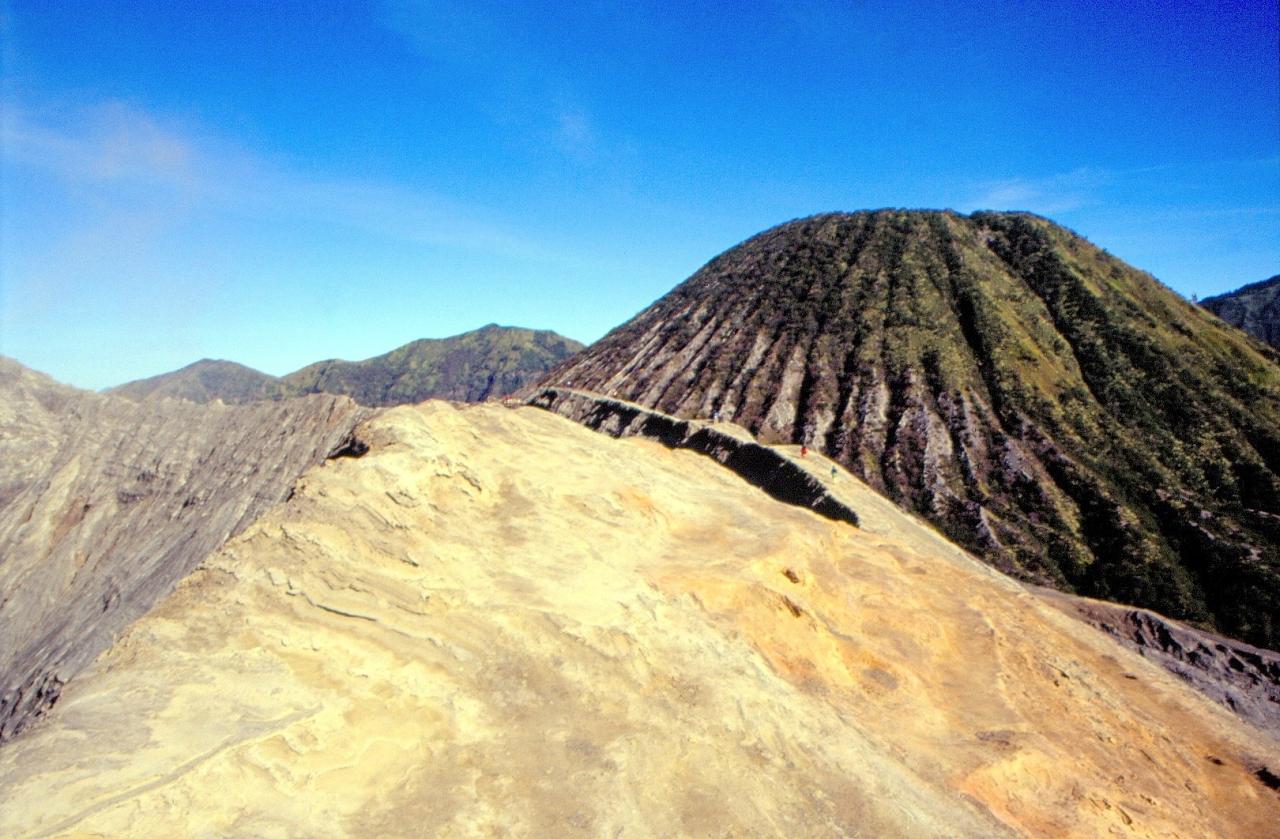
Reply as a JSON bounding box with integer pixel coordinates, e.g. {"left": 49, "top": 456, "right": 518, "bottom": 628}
{"left": 110, "top": 325, "right": 583, "bottom": 407}
{"left": 545, "top": 210, "right": 1280, "bottom": 648}
{"left": 108, "top": 359, "right": 290, "bottom": 404}
{"left": 283, "top": 324, "right": 583, "bottom": 405}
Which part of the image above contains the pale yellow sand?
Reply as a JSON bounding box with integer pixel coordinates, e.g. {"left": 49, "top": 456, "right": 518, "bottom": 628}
{"left": 2, "top": 402, "right": 1275, "bottom": 837}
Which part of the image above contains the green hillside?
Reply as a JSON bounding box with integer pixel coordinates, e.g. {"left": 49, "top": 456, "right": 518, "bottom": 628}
{"left": 110, "top": 325, "right": 582, "bottom": 407}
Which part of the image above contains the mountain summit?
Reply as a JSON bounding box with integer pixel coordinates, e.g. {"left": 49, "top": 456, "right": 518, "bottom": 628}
{"left": 110, "top": 325, "right": 583, "bottom": 406}
{"left": 108, "top": 359, "right": 289, "bottom": 403}
{"left": 281, "top": 324, "right": 583, "bottom": 405}
{"left": 541, "top": 210, "right": 1280, "bottom": 648}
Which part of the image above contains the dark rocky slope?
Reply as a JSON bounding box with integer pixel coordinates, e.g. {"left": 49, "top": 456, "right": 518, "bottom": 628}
{"left": 1201, "top": 274, "right": 1280, "bottom": 350}
{"left": 538, "top": 210, "right": 1280, "bottom": 649}
{"left": 0, "top": 358, "right": 371, "bottom": 741}
{"left": 110, "top": 325, "right": 583, "bottom": 406}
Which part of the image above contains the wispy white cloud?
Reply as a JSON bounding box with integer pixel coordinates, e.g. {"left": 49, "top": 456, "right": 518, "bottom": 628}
{"left": 1, "top": 98, "right": 551, "bottom": 259}
{"left": 960, "top": 167, "right": 1113, "bottom": 215}
{"left": 958, "top": 158, "right": 1280, "bottom": 219}
{"left": 1, "top": 101, "right": 207, "bottom": 214}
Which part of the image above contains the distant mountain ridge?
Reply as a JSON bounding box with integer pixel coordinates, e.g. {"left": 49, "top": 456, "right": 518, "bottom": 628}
{"left": 281, "top": 325, "right": 583, "bottom": 405}
{"left": 110, "top": 324, "right": 583, "bottom": 406}
{"left": 537, "top": 209, "right": 1280, "bottom": 649}
{"left": 108, "top": 359, "right": 290, "bottom": 404}
{"left": 1201, "top": 274, "right": 1280, "bottom": 350}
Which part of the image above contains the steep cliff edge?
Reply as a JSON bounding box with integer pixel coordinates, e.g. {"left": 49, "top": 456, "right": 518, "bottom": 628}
{"left": 0, "top": 360, "right": 372, "bottom": 741}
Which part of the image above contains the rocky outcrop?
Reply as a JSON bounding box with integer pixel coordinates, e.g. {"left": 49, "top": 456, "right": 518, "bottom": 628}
{"left": 1202, "top": 274, "right": 1280, "bottom": 351}
{"left": 0, "top": 360, "right": 371, "bottom": 741}
{"left": 527, "top": 387, "right": 858, "bottom": 527}
{"left": 537, "top": 210, "right": 1280, "bottom": 649}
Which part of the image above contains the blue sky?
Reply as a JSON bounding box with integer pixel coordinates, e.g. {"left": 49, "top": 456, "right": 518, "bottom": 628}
{"left": 2, "top": 0, "right": 1277, "bottom": 390}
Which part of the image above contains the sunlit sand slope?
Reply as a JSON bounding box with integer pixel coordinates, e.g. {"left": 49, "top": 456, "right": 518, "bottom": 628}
{"left": 2, "top": 402, "right": 1276, "bottom": 837}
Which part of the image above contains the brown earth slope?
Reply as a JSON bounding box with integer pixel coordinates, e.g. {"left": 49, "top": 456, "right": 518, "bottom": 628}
{"left": 0, "top": 358, "right": 371, "bottom": 741}
{"left": 537, "top": 210, "right": 1280, "bottom": 649}
{"left": 0, "top": 399, "right": 1275, "bottom": 837}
